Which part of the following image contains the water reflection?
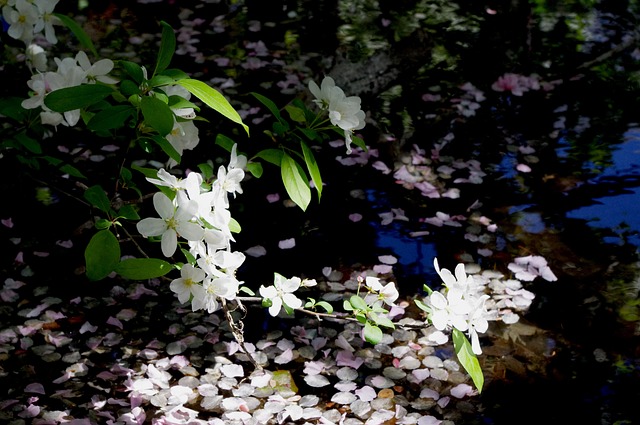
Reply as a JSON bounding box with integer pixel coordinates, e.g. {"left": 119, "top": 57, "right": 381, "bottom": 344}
{"left": 568, "top": 127, "right": 640, "bottom": 247}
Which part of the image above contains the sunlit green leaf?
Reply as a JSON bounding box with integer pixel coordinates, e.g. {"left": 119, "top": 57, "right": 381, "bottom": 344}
{"left": 115, "top": 258, "right": 173, "bottom": 280}
{"left": 364, "top": 322, "right": 383, "bottom": 345}
{"left": 177, "top": 79, "right": 249, "bottom": 135}
{"left": 228, "top": 217, "right": 241, "bottom": 233}
{"left": 349, "top": 295, "right": 369, "bottom": 311}
{"left": 370, "top": 313, "right": 395, "bottom": 329}
{"left": 281, "top": 152, "right": 310, "bottom": 211}
{"left": 254, "top": 148, "right": 284, "bottom": 166}
{"left": 301, "top": 141, "right": 322, "bottom": 200}
{"left": 85, "top": 230, "right": 120, "bottom": 281}
{"left": 414, "top": 298, "right": 430, "bottom": 313}
{"left": 44, "top": 85, "right": 113, "bottom": 112}
{"left": 168, "top": 95, "right": 199, "bottom": 112}
{"left": 315, "top": 301, "right": 333, "bottom": 313}
{"left": 453, "top": 329, "right": 484, "bottom": 393}
{"left": 247, "top": 162, "right": 263, "bottom": 178}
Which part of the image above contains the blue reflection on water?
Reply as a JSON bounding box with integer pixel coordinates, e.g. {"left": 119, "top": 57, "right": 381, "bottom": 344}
{"left": 567, "top": 127, "right": 640, "bottom": 247}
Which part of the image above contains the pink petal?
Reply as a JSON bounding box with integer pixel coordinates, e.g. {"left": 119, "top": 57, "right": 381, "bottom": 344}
{"left": 106, "top": 317, "right": 123, "bottom": 329}
{"left": 278, "top": 238, "right": 296, "bottom": 249}
{"left": 25, "top": 383, "right": 45, "bottom": 394}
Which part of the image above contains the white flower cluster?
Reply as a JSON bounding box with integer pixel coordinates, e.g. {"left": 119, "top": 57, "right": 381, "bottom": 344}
{"left": 2, "top": 0, "right": 60, "bottom": 45}
{"left": 425, "top": 258, "right": 491, "bottom": 355}
{"left": 136, "top": 145, "right": 248, "bottom": 313}
{"left": 424, "top": 256, "right": 548, "bottom": 354}
{"left": 259, "top": 273, "right": 307, "bottom": 317}
{"left": 308, "top": 76, "right": 366, "bottom": 155}
{"left": 163, "top": 84, "right": 201, "bottom": 168}
{"left": 21, "top": 51, "right": 117, "bottom": 127}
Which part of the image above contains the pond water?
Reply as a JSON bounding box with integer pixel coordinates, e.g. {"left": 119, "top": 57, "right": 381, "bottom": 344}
{"left": 2, "top": 0, "right": 640, "bottom": 424}
{"left": 226, "top": 1, "right": 640, "bottom": 424}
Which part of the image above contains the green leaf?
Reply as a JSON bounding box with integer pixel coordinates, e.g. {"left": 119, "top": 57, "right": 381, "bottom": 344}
{"left": 364, "top": 322, "right": 383, "bottom": 345}
{"left": 315, "top": 301, "right": 333, "bottom": 314}
{"left": 149, "top": 135, "right": 181, "bottom": 164}
{"left": 228, "top": 217, "right": 241, "bottom": 234}
{"left": 154, "top": 21, "right": 176, "bottom": 76}
{"left": 370, "top": 313, "right": 395, "bottom": 329}
{"left": 292, "top": 98, "right": 317, "bottom": 122}
{"left": 251, "top": 92, "right": 284, "bottom": 122}
{"left": 215, "top": 133, "right": 236, "bottom": 152}
{"left": 54, "top": 13, "right": 98, "bottom": 57}
{"left": 120, "top": 79, "right": 140, "bottom": 96}
{"left": 301, "top": 141, "right": 322, "bottom": 200}
{"left": 160, "top": 69, "right": 190, "bottom": 81}
{"left": 132, "top": 164, "right": 162, "bottom": 180}
{"left": 349, "top": 295, "right": 369, "bottom": 311}
{"left": 414, "top": 298, "right": 430, "bottom": 313}
{"left": 115, "top": 258, "right": 173, "bottom": 280}
{"left": 59, "top": 164, "right": 86, "bottom": 179}
{"left": 177, "top": 79, "right": 249, "bottom": 135}
{"left": 343, "top": 299, "right": 354, "bottom": 311}
{"left": 197, "top": 163, "right": 214, "bottom": 180}
{"left": 299, "top": 127, "right": 320, "bottom": 141}
{"left": 239, "top": 286, "right": 255, "bottom": 296}
{"left": 44, "top": 85, "right": 114, "bottom": 112}
{"left": 254, "top": 148, "right": 284, "bottom": 166}
{"left": 95, "top": 219, "right": 112, "bottom": 230}
{"left": 85, "top": 230, "right": 121, "bottom": 281}
{"left": 281, "top": 152, "right": 310, "bottom": 211}
{"left": 285, "top": 104, "right": 306, "bottom": 123}
{"left": 351, "top": 135, "right": 367, "bottom": 152}
{"left": 247, "top": 162, "right": 263, "bottom": 178}
{"left": 120, "top": 61, "right": 145, "bottom": 84}
{"left": 117, "top": 204, "right": 140, "bottom": 220}
{"left": 148, "top": 75, "right": 175, "bottom": 89}
{"left": 87, "top": 105, "right": 135, "bottom": 132}
{"left": 452, "top": 329, "right": 484, "bottom": 393}
{"left": 0, "top": 97, "right": 29, "bottom": 121}
{"left": 84, "top": 185, "right": 112, "bottom": 213}
{"left": 272, "top": 121, "right": 290, "bottom": 135}
{"left": 168, "top": 95, "right": 200, "bottom": 112}
{"left": 141, "top": 96, "right": 174, "bottom": 136}
{"left": 15, "top": 132, "right": 42, "bottom": 154}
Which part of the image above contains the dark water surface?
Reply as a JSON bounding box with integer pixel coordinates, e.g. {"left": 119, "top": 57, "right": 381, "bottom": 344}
{"left": 3, "top": 1, "right": 640, "bottom": 424}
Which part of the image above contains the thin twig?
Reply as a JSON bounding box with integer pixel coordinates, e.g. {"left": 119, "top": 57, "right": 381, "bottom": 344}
{"left": 221, "top": 298, "right": 262, "bottom": 370}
